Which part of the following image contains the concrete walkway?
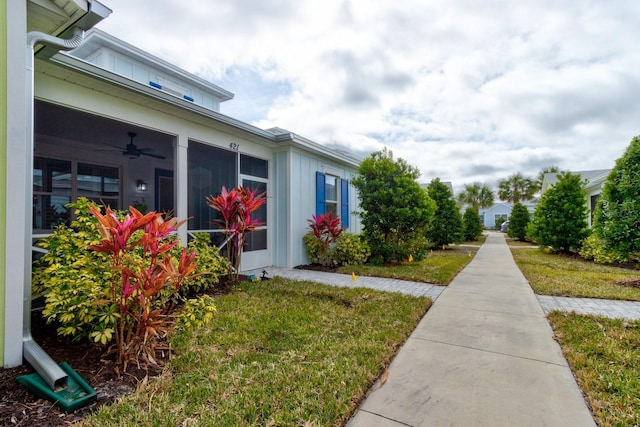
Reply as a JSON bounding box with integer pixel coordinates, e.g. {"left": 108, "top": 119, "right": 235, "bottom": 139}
{"left": 343, "top": 233, "right": 596, "bottom": 426}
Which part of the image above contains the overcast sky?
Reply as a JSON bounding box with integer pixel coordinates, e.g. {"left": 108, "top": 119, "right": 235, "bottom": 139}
{"left": 97, "top": 0, "right": 640, "bottom": 192}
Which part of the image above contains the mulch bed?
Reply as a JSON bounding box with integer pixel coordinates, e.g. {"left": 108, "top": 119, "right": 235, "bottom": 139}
{"left": 294, "top": 263, "right": 338, "bottom": 273}
{"left": 0, "top": 277, "right": 240, "bottom": 427}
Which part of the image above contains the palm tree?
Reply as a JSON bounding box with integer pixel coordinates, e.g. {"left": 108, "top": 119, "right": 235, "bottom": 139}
{"left": 497, "top": 173, "right": 537, "bottom": 203}
{"left": 457, "top": 182, "right": 494, "bottom": 212}
{"left": 535, "top": 165, "right": 561, "bottom": 192}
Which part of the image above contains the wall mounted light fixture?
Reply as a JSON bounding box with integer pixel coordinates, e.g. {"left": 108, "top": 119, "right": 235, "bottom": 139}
{"left": 136, "top": 180, "right": 147, "bottom": 192}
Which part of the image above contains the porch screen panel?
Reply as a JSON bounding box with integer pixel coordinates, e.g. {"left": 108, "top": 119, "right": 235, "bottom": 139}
{"left": 188, "top": 141, "right": 237, "bottom": 231}
{"left": 77, "top": 162, "right": 119, "bottom": 209}
{"left": 33, "top": 157, "right": 72, "bottom": 230}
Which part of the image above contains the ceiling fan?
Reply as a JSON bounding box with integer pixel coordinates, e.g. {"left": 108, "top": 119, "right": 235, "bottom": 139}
{"left": 122, "top": 132, "right": 166, "bottom": 159}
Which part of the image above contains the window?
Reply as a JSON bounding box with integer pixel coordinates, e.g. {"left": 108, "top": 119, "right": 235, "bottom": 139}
{"left": 316, "top": 171, "right": 349, "bottom": 228}
{"left": 494, "top": 213, "right": 508, "bottom": 229}
{"left": 33, "top": 157, "right": 120, "bottom": 231}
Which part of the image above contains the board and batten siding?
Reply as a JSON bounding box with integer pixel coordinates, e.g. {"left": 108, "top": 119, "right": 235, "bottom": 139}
{"left": 288, "top": 150, "right": 360, "bottom": 268}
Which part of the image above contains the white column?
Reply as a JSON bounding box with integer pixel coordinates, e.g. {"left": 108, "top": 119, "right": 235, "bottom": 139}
{"left": 175, "top": 134, "right": 189, "bottom": 244}
{"left": 4, "top": 0, "right": 27, "bottom": 367}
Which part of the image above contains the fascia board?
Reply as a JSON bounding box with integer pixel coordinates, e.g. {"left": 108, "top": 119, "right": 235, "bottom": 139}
{"left": 274, "top": 133, "right": 360, "bottom": 168}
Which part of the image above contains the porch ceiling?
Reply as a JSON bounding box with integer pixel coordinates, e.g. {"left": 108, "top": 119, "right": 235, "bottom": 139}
{"left": 35, "top": 100, "right": 174, "bottom": 158}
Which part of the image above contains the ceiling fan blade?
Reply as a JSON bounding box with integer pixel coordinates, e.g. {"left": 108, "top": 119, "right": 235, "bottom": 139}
{"left": 139, "top": 151, "right": 166, "bottom": 159}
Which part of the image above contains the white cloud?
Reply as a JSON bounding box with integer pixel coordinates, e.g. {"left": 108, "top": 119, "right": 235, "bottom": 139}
{"left": 97, "top": 0, "right": 640, "bottom": 193}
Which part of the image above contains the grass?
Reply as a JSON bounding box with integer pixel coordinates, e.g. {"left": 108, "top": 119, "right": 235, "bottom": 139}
{"left": 505, "top": 238, "right": 537, "bottom": 247}
{"left": 337, "top": 246, "right": 477, "bottom": 285}
{"left": 549, "top": 311, "right": 640, "bottom": 426}
{"left": 511, "top": 248, "right": 640, "bottom": 300}
{"left": 79, "top": 278, "right": 432, "bottom": 426}
{"left": 457, "top": 235, "right": 487, "bottom": 246}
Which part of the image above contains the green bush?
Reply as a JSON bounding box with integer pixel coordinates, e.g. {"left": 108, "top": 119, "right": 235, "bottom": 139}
{"left": 462, "top": 207, "right": 483, "bottom": 241}
{"left": 593, "top": 136, "right": 640, "bottom": 264}
{"left": 579, "top": 233, "right": 618, "bottom": 264}
{"left": 528, "top": 172, "right": 589, "bottom": 253}
{"left": 179, "top": 233, "right": 229, "bottom": 294}
{"left": 332, "top": 233, "right": 371, "bottom": 266}
{"left": 33, "top": 198, "right": 116, "bottom": 341}
{"left": 303, "top": 233, "right": 324, "bottom": 264}
{"left": 176, "top": 294, "right": 217, "bottom": 331}
{"left": 507, "top": 202, "right": 530, "bottom": 241}
{"left": 352, "top": 148, "right": 435, "bottom": 264}
{"left": 33, "top": 198, "right": 221, "bottom": 345}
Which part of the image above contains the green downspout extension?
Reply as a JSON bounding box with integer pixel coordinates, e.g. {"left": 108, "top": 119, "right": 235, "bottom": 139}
{"left": 0, "top": 1, "right": 9, "bottom": 368}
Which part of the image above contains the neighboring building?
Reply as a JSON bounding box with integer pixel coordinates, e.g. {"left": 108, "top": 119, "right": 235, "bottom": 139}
{"left": 479, "top": 200, "right": 536, "bottom": 230}
{"left": 3, "top": 1, "right": 361, "bottom": 368}
{"left": 541, "top": 169, "right": 611, "bottom": 228}
{"left": 479, "top": 203, "right": 512, "bottom": 229}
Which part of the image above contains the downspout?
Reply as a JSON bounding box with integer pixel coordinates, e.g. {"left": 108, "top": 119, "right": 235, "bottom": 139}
{"left": 23, "top": 28, "right": 85, "bottom": 392}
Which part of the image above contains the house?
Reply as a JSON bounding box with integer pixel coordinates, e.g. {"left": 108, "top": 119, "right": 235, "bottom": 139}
{"left": 541, "top": 169, "right": 611, "bottom": 228}
{"left": 479, "top": 200, "right": 536, "bottom": 230}
{"left": 2, "top": 1, "right": 361, "bottom": 369}
{"left": 479, "top": 203, "right": 513, "bottom": 229}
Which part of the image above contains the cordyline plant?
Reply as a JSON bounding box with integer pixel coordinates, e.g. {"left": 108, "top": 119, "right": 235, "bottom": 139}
{"left": 89, "top": 205, "right": 198, "bottom": 371}
{"left": 306, "top": 212, "right": 344, "bottom": 266}
{"left": 206, "top": 186, "right": 266, "bottom": 280}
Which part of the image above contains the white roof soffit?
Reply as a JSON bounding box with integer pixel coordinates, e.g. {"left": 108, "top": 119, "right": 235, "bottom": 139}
{"left": 29, "top": 0, "right": 112, "bottom": 58}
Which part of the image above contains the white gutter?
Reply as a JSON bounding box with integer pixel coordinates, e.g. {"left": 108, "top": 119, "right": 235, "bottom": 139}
{"left": 23, "top": 27, "right": 86, "bottom": 392}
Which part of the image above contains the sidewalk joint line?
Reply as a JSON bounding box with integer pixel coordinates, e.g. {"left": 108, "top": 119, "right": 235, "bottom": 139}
{"left": 356, "top": 409, "right": 414, "bottom": 426}
{"left": 413, "top": 337, "right": 568, "bottom": 368}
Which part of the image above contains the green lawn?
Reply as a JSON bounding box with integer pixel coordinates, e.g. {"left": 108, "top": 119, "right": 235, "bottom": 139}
{"left": 511, "top": 248, "right": 640, "bottom": 300}
{"left": 79, "top": 278, "right": 431, "bottom": 426}
{"left": 549, "top": 311, "right": 640, "bottom": 427}
{"left": 338, "top": 246, "right": 477, "bottom": 285}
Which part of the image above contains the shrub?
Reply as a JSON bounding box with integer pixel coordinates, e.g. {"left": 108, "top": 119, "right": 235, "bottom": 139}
{"left": 89, "top": 203, "right": 199, "bottom": 369}
{"left": 579, "top": 233, "right": 618, "bottom": 264}
{"left": 332, "top": 233, "right": 371, "bottom": 266}
{"left": 176, "top": 295, "right": 217, "bottom": 331}
{"left": 528, "top": 172, "right": 589, "bottom": 253}
{"left": 206, "top": 186, "right": 266, "bottom": 280}
{"left": 303, "top": 212, "right": 344, "bottom": 266}
{"left": 33, "top": 198, "right": 116, "bottom": 342}
{"left": 507, "top": 202, "right": 530, "bottom": 241}
{"left": 178, "top": 233, "right": 229, "bottom": 294}
{"left": 33, "top": 198, "right": 206, "bottom": 370}
{"left": 303, "top": 233, "right": 323, "bottom": 264}
{"left": 352, "top": 148, "right": 435, "bottom": 263}
{"left": 593, "top": 136, "right": 640, "bottom": 264}
{"left": 462, "top": 207, "right": 483, "bottom": 241}
{"left": 426, "top": 178, "right": 462, "bottom": 247}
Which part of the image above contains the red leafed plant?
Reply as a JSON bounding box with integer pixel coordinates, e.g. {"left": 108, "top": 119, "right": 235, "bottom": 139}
{"left": 89, "top": 205, "right": 198, "bottom": 371}
{"left": 306, "top": 212, "right": 344, "bottom": 266}
{"left": 206, "top": 186, "right": 266, "bottom": 280}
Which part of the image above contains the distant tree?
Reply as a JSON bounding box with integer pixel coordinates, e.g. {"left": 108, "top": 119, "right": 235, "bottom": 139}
{"left": 352, "top": 148, "right": 435, "bottom": 264}
{"left": 593, "top": 136, "right": 640, "bottom": 263}
{"left": 426, "top": 178, "right": 462, "bottom": 247}
{"left": 497, "top": 173, "right": 537, "bottom": 203}
{"left": 528, "top": 172, "right": 589, "bottom": 253}
{"left": 507, "top": 202, "right": 530, "bottom": 241}
{"left": 535, "top": 165, "right": 561, "bottom": 192}
{"left": 462, "top": 207, "right": 483, "bottom": 241}
{"left": 457, "top": 182, "right": 494, "bottom": 212}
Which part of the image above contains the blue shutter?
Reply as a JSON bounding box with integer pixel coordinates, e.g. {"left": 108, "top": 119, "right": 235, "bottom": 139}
{"left": 316, "top": 171, "right": 326, "bottom": 215}
{"left": 340, "top": 178, "right": 349, "bottom": 228}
